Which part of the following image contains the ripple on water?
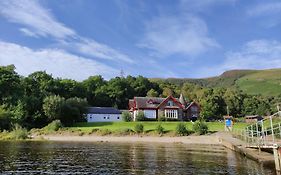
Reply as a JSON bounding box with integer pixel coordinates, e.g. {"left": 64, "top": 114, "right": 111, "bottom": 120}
{"left": 0, "top": 141, "right": 276, "bottom": 175}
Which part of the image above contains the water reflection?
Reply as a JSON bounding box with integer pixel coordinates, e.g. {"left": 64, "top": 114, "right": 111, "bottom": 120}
{"left": 0, "top": 141, "right": 276, "bottom": 175}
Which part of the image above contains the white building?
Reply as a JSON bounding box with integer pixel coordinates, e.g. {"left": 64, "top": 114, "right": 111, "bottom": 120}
{"left": 86, "top": 107, "right": 122, "bottom": 122}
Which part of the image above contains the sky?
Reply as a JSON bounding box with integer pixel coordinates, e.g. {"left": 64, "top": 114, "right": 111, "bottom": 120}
{"left": 0, "top": 0, "right": 281, "bottom": 81}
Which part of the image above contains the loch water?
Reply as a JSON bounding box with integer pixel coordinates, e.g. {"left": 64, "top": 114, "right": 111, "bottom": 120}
{"left": 0, "top": 141, "right": 276, "bottom": 175}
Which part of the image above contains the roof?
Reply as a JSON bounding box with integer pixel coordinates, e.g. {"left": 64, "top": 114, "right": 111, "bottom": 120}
{"left": 132, "top": 96, "right": 183, "bottom": 109}
{"left": 134, "top": 97, "right": 166, "bottom": 108}
{"left": 245, "top": 115, "right": 263, "bottom": 119}
{"left": 179, "top": 94, "right": 187, "bottom": 106}
{"left": 87, "top": 107, "right": 121, "bottom": 114}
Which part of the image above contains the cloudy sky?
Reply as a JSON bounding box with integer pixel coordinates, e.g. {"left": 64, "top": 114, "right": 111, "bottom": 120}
{"left": 0, "top": 0, "right": 280, "bottom": 80}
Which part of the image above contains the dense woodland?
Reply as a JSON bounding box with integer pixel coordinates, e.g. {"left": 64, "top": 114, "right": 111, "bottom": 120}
{"left": 0, "top": 65, "right": 280, "bottom": 130}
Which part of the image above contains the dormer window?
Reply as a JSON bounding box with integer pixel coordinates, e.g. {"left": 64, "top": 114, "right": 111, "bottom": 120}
{"left": 167, "top": 101, "right": 173, "bottom": 106}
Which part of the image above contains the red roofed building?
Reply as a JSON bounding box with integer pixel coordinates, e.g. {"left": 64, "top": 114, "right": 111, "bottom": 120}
{"left": 128, "top": 94, "right": 200, "bottom": 121}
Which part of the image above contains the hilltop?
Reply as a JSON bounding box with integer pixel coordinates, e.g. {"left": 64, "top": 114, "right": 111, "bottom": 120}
{"left": 150, "top": 68, "right": 281, "bottom": 96}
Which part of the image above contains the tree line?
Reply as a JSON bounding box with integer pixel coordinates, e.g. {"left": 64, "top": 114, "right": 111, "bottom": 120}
{"left": 0, "top": 65, "right": 280, "bottom": 130}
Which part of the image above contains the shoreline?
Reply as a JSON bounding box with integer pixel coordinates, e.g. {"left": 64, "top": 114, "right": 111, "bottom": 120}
{"left": 34, "top": 134, "right": 221, "bottom": 145}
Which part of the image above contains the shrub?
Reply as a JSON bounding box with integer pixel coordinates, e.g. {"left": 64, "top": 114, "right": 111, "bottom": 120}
{"left": 158, "top": 115, "right": 166, "bottom": 122}
{"left": 117, "top": 128, "right": 134, "bottom": 135}
{"left": 121, "top": 111, "right": 132, "bottom": 122}
{"left": 134, "top": 123, "right": 144, "bottom": 134}
{"left": 135, "top": 111, "right": 145, "bottom": 121}
{"left": 193, "top": 120, "right": 208, "bottom": 135}
{"left": 44, "top": 120, "right": 62, "bottom": 132}
{"left": 155, "top": 124, "right": 164, "bottom": 135}
{"left": 10, "top": 124, "right": 28, "bottom": 140}
{"left": 176, "top": 123, "right": 188, "bottom": 136}
{"left": 97, "top": 129, "right": 111, "bottom": 136}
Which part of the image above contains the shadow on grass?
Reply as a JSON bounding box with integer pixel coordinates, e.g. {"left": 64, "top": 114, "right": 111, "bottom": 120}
{"left": 74, "top": 122, "right": 115, "bottom": 127}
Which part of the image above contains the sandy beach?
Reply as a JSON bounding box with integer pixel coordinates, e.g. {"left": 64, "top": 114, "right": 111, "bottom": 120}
{"left": 35, "top": 134, "right": 221, "bottom": 145}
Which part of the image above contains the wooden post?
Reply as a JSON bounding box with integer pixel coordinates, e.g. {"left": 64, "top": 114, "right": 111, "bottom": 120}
{"left": 273, "top": 146, "right": 281, "bottom": 172}
{"left": 279, "top": 123, "right": 281, "bottom": 138}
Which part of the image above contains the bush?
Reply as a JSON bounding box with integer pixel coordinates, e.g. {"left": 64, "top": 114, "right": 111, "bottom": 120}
{"left": 134, "top": 123, "right": 144, "bottom": 134}
{"left": 192, "top": 120, "right": 208, "bottom": 135}
{"left": 121, "top": 111, "right": 132, "bottom": 122}
{"left": 176, "top": 123, "right": 188, "bottom": 136}
{"left": 96, "top": 129, "right": 111, "bottom": 136}
{"left": 44, "top": 120, "right": 62, "bottom": 132}
{"left": 155, "top": 124, "right": 164, "bottom": 134}
{"left": 158, "top": 115, "right": 166, "bottom": 122}
{"left": 135, "top": 111, "right": 145, "bottom": 121}
{"left": 116, "top": 128, "right": 134, "bottom": 135}
{"left": 10, "top": 124, "right": 28, "bottom": 140}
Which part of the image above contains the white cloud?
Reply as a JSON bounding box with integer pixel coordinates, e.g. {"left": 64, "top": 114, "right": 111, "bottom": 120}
{"left": 247, "top": 2, "right": 281, "bottom": 27}
{"left": 0, "top": 0, "right": 75, "bottom": 39}
{"left": 222, "top": 40, "right": 281, "bottom": 70}
{"left": 19, "top": 28, "right": 39, "bottom": 38}
{"left": 180, "top": 0, "right": 236, "bottom": 12}
{"left": 190, "top": 39, "right": 281, "bottom": 78}
{"left": 138, "top": 15, "right": 219, "bottom": 56}
{"left": 247, "top": 2, "right": 281, "bottom": 17}
{"left": 66, "top": 38, "right": 134, "bottom": 63}
{"left": 0, "top": 0, "right": 134, "bottom": 64}
{"left": 0, "top": 41, "right": 119, "bottom": 80}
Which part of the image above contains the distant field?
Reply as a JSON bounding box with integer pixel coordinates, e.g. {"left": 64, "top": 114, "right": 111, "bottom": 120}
{"left": 69, "top": 121, "right": 248, "bottom": 133}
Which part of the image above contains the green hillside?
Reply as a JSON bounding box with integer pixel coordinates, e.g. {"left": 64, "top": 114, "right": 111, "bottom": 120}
{"left": 150, "top": 68, "right": 281, "bottom": 96}
{"left": 236, "top": 69, "right": 281, "bottom": 96}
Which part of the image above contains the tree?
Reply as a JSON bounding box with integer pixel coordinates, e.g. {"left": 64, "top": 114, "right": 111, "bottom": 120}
{"left": 0, "top": 65, "right": 23, "bottom": 106}
{"left": 0, "top": 106, "right": 13, "bottom": 131}
{"left": 43, "top": 95, "right": 65, "bottom": 122}
{"left": 60, "top": 97, "right": 88, "bottom": 125}
{"left": 147, "top": 89, "right": 159, "bottom": 97}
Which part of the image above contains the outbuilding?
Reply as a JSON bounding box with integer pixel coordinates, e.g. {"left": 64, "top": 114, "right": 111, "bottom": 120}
{"left": 86, "top": 107, "right": 122, "bottom": 122}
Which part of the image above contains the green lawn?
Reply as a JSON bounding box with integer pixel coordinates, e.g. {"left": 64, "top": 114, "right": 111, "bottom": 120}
{"left": 69, "top": 121, "right": 248, "bottom": 133}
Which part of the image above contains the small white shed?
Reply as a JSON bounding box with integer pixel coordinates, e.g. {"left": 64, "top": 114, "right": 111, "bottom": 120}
{"left": 86, "top": 107, "right": 122, "bottom": 122}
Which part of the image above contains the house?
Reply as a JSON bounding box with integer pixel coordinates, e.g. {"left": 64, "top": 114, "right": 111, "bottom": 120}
{"left": 86, "top": 107, "right": 122, "bottom": 122}
{"left": 128, "top": 94, "right": 200, "bottom": 121}
{"left": 245, "top": 115, "right": 263, "bottom": 123}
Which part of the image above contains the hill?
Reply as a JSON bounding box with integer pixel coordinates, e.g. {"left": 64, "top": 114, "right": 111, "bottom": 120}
{"left": 150, "top": 68, "right": 281, "bottom": 96}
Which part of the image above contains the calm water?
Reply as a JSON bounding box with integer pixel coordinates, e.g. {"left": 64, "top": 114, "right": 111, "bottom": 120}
{"left": 0, "top": 141, "right": 275, "bottom": 175}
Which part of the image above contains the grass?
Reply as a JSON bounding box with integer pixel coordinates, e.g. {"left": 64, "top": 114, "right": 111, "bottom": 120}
{"left": 236, "top": 69, "right": 281, "bottom": 96}
{"left": 68, "top": 121, "right": 248, "bottom": 134}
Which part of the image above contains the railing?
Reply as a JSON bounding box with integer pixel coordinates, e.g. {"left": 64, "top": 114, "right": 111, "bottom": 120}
{"left": 232, "top": 111, "right": 281, "bottom": 148}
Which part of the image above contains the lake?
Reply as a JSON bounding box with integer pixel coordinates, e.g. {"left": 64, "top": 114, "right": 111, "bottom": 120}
{"left": 0, "top": 141, "right": 275, "bottom": 174}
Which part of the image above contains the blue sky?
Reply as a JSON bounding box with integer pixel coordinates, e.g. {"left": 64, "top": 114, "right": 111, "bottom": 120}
{"left": 0, "top": 0, "right": 281, "bottom": 80}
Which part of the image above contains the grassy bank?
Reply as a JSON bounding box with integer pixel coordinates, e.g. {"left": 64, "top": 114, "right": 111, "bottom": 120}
{"left": 65, "top": 121, "right": 247, "bottom": 135}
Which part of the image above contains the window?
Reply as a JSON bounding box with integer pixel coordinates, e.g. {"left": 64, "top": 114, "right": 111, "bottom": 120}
{"left": 107, "top": 116, "right": 110, "bottom": 119}
{"left": 191, "top": 106, "right": 198, "bottom": 112}
{"left": 117, "top": 117, "right": 120, "bottom": 119}
{"left": 164, "top": 109, "right": 178, "bottom": 118}
{"left": 90, "top": 117, "right": 92, "bottom": 119}
{"left": 167, "top": 101, "right": 173, "bottom": 106}
{"left": 104, "top": 117, "right": 106, "bottom": 119}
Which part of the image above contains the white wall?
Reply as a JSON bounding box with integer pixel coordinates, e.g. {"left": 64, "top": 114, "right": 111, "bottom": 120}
{"left": 144, "top": 110, "right": 157, "bottom": 119}
{"left": 87, "top": 114, "right": 121, "bottom": 122}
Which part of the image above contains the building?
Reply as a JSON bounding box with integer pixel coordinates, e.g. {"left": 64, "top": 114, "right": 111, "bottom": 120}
{"left": 128, "top": 94, "right": 200, "bottom": 121}
{"left": 245, "top": 115, "right": 263, "bottom": 123}
{"left": 86, "top": 107, "right": 122, "bottom": 122}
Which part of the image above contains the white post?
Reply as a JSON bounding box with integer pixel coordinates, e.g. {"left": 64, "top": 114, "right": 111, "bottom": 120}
{"left": 251, "top": 125, "right": 254, "bottom": 143}
{"left": 270, "top": 116, "right": 275, "bottom": 143}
